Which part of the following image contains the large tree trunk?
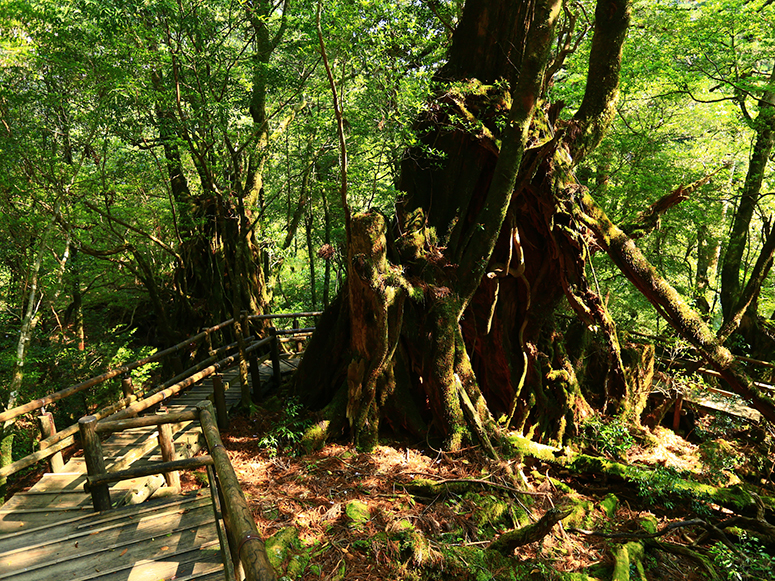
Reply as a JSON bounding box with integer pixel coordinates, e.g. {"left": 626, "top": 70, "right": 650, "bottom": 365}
{"left": 295, "top": 0, "right": 635, "bottom": 451}
{"left": 296, "top": 0, "right": 775, "bottom": 448}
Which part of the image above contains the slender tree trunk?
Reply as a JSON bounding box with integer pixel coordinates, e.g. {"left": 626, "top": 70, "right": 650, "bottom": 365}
{"left": 321, "top": 186, "right": 332, "bottom": 308}
{"left": 720, "top": 70, "right": 775, "bottom": 323}
{"left": 305, "top": 210, "right": 317, "bottom": 308}
{"left": 1, "top": 207, "right": 61, "bottom": 490}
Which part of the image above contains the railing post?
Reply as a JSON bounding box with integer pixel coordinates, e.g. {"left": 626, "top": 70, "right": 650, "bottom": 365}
{"left": 293, "top": 317, "right": 303, "bottom": 352}
{"left": 269, "top": 326, "right": 281, "bottom": 387}
{"left": 249, "top": 350, "right": 261, "bottom": 403}
{"left": 241, "top": 311, "right": 250, "bottom": 338}
{"left": 157, "top": 409, "right": 181, "bottom": 491}
{"left": 121, "top": 373, "right": 134, "bottom": 398}
{"left": 38, "top": 412, "right": 64, "bottom": 473}
{"left": 79, "top": 415, "right": 111, "bottom": 511}
{"left": 212, "top": 373, "right": 229, "bottom": 430}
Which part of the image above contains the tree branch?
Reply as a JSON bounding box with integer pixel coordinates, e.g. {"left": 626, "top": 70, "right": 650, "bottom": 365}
{"left": 575, "top": 190, "right": 775, "bottom": 426}
{"left": 622, "top": 163, "right": 730, "bottom": 239}
{"left": 565, "top": 0, "right": 631, "bottom": 164}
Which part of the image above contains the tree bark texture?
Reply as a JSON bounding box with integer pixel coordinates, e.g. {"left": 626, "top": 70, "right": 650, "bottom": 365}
{"left": 296, "top": 0, "right": 641, "bottom": 451}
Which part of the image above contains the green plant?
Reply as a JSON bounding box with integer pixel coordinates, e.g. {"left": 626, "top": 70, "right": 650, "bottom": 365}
{"left": 629, "top": 465, "right": 712, "bottom": 514}
{"left": 708, "top": 532, "right": 775, "bottom": 581}
{"left": 581, "top": 415, "right": 635, "bottom": 459}
{"left": 257, "top": 399, "right": 311, "bottom": 457}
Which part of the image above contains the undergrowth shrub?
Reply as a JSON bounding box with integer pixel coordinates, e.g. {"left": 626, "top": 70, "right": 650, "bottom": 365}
{"left": 581, "top": 414, "right": 634, "bottom": 459}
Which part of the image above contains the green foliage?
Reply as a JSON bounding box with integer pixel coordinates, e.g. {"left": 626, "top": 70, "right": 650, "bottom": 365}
{"left": 257, "top": 398, "right": 311, "bottom": 458}
{"left": 628, "top": 465, "right": 713, "bottom": 515}
{"left": 708, "top": 532, "right": 775, "bottom": 581}
{"left": 581, "top": 415, "right": 635, "bottom": 459}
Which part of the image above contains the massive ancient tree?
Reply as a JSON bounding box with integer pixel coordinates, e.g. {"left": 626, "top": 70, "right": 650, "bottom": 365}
{"left": 293, "top": 0, "right": 775, "bottom": 452}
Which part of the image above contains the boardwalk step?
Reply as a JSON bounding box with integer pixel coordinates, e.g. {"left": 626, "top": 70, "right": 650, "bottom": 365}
{"left": 0, "top": 360, "right": 269, "bottom": 580}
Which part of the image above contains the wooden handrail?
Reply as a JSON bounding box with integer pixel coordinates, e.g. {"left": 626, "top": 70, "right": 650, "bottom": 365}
{"left": 0, "top": 338, "right": 271, "bottom": 479}
{"left": 95, "top": 410, "right": 200, "bottom": 434}
{"left": 249, "top": 311, "right": 322, "bottom": 321}
{"left": 0, "top": 317, "right": 238, "bottom": 424}
{"left": 77, "top": 399, "right": 276, "bottom": 580}
{"left": 86, "top": 456, "right": 214, "bottom": 488}
{"left": 273, "top": 327, "right": 316, "bottom": 336}
{"left": 197, "top": 401, "right": 277, "bottom": 581}
{"left": 1, "top": 314, "right": 307, "bottom": 482}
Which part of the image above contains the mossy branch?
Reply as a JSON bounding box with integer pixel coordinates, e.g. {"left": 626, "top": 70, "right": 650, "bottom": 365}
{"left": 574, "top": 190, "right": 775, "bottom": 426}
{"left": 489, "top": 507, "right": 571, "bottom": 555}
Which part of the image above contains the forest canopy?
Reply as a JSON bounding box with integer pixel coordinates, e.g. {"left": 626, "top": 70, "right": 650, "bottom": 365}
{"left": 0, "top": 0, "right": 773, "bottom": 439}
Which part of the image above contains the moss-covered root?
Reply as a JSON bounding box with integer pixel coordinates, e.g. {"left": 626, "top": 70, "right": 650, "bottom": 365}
{"left": 300, "top": 385, "right": 347, "bottom": 453}
{"left": 611, "top": 542, "right": 645, "bottom": 581}
{"left": 647, "top": 540, "right": 722, "bottom": 581}
{"left": 507, "top": 433, "right": 775, "bottom": 517}
{"left": 489, "top": 507, "right": 571, "bottom": 555}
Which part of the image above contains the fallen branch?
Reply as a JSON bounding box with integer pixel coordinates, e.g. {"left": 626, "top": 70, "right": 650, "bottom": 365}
{"left": 489, "top": 507, "right": 571, "bottom": 554}
{"left": 403, "top": 474, "right": 549, "bottom": 497}
{"left": 567, "top": 518, "right": 707, "bottom": 540}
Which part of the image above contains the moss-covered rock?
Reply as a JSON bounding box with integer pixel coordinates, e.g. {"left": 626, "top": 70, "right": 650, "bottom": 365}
{"left": 600, "top": 493, "right": 619, "bottom": 519}
{"left": 265, "top": 526, "right": 300, "bottom": 570}
{"left": 345, "top": 499, "right": 371, "bottom": 526}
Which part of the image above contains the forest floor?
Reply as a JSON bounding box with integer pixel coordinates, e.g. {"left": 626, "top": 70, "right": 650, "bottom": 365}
{"left": 5, "top": 393, "right": 773, "bottom": 580}
{"left": 190, "top": 394, "right": 775, "bottom": 581}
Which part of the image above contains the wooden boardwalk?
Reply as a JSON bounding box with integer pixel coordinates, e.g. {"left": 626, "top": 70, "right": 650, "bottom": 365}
{"left": 0, "top": 356, "right": 300, "bottom": 581}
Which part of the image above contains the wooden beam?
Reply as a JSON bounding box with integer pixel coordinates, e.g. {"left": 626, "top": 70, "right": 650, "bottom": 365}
{"left": 86, "top": 456, "right": 213, "bottom": 488}
{"left": 197, "top": 401, "right": 277, "bottom": 581}
{"left": 95, "top": 410, "right": 199, "bottom": 434}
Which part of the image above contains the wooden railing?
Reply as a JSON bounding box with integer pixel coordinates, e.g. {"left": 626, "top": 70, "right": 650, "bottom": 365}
{"left": 79, "top": 400, "right": 277, "bottom": 581}
{"left": 0, "top": 311, "right": 322, "bottom": 481}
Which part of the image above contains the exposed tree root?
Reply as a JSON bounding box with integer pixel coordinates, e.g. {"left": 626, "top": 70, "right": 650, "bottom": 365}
{"left": 508, "top": 433, "right": 775, "bottom": 516}
{"left": 612, "top": 541, "right": 646, "bottom": 581}
{"left": 646, "top": 540, "right": 722, "bottom": 581}
{"left": 489, "top": 507, "right": 571, "bottom": 555}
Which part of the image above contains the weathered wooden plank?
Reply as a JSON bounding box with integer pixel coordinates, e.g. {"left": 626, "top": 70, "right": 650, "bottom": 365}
{"left": 0, "top": 501, "right": 216, "bottom": 570}
{"left": 72, "top": 541, "right": 223, "bottom": 581}
{"left": 3, "top": 528, "right": 221, "bottom": 581}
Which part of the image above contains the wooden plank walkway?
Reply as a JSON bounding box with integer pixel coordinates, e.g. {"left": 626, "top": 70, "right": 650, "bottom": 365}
{"left": 0, "top": 355, "right": 300, "bottom": 581}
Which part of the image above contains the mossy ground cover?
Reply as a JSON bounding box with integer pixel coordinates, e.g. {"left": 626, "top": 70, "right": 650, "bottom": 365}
{"left": 177, "top": 398, "right": 775, "bottom": 581}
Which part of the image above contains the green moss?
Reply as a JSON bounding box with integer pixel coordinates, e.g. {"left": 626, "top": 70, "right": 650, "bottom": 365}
{"left": 612, "top": 542, "right": 645, "bottom": 581}
{"left": 265, "top": 526, "right": 300, "bottom": 570}
{"left": 563, "top": 499, "right": 594, "bottom": 529}
{"left": 507, "top": 433, "right": 567, "bottom": 464}
{"left": 466, "top": 492, "right": 510, "bottom": 532}
{"left": 345, "top": 500, "right": 371, "bottom": 526}
{"left": 600, "top": 493, "right": 619, "bottom": 519}
{"left": 286, "top": 550, "right": 309, "bottom": 578}
{"left": 639, "top": 514, "right": 658, "bottom": 535}
{"left": 301, "top": 420, "right": 329, "bottom": 454}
